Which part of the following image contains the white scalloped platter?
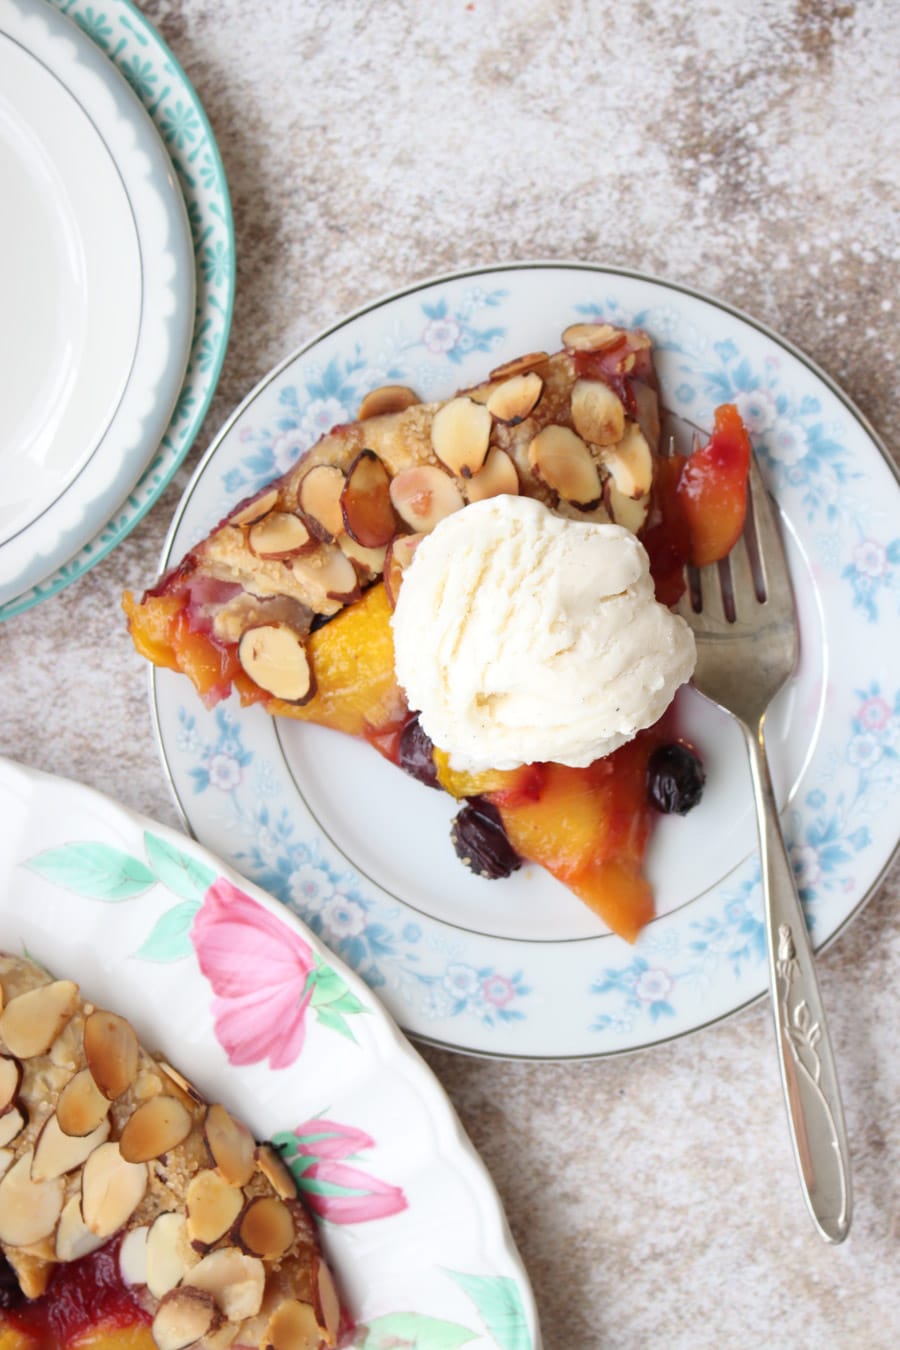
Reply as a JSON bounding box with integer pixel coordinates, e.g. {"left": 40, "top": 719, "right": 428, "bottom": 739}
{"left": 152, "top": 264, "right": 900, "bottom": 1060}
{"left": 0, "top": 756, "right": 541, "bottom": 1350}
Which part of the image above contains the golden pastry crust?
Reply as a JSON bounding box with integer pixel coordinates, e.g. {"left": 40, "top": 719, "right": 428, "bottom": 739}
{"left": 0, "top": 954, "right": 338, "bottom": 1350}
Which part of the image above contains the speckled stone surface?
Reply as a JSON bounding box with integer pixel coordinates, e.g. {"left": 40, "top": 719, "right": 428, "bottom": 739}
{"left": 1, "top": 1, "right": 899, "bottom": 1346}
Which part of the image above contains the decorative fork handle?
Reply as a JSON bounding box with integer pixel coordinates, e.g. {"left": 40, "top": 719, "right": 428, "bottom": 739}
{"left": 743, "top": 716, "right": 852, "bottom": 1243}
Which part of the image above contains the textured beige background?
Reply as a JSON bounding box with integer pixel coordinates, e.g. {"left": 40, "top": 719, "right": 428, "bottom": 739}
{"left": 1, "top": 1, "right": 899, "bottom": 1346}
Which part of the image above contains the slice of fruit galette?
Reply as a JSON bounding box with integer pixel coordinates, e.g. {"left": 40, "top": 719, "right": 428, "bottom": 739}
{"left": 0, "top": 954, "right": 339, "bottom": 1350}
{"left": 125, "top": 322, "right": 750, "bottom": 942}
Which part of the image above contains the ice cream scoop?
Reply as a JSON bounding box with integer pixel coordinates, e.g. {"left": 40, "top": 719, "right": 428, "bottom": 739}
{"left": 391, "top": 495, "right": 696, "bottom": 771}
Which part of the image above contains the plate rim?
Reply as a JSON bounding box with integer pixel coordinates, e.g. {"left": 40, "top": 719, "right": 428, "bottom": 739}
{"left": 0, "top": 0, "right": 234, "bottom": 620}
{"left": 150, "top": 259, "right": 900, "bottom": 1062}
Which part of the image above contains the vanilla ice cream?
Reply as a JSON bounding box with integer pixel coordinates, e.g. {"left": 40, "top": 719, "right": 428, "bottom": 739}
{"left": 391, "top": 495, "right": 696, "bottom": 771}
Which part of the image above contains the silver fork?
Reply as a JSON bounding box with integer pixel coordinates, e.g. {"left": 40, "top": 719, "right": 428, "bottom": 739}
{"left": 671, "top": 420, "right": 852, "bottom": 1244}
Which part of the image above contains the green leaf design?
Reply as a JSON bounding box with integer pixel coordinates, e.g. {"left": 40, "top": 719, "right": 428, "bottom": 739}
{"left": 27, "top": 843, "right": 155, "bottom": 901}
{"left": 449, "top": 1273, "right": 533, "bottom": 1350}
{"left": 143, "top": 832, "right": 217, "bottom": 902}
{"left": 134, "top": 901, "right": 200, "bottom": 962}
{"left": 313, "top": 1006, "right": 356, "bottom": 1043}
{"left": 355, "top": 1312, "right": 478, "bottom": 1349}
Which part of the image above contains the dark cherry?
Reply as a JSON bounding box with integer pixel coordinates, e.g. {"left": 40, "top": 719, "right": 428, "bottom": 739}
{"left": 646, "top": 742, "right": 706, "bottom": 815}
{"left": 450, "top": 798, "right": 522, "bottom": 879}
{"left": 397, "top": 715, "right": 441, "bottom": 789}
{"left": 0, "top": 1251, "right": 24, "bottom": 1310}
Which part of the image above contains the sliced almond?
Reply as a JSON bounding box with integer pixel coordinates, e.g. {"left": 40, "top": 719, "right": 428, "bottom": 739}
{"left": 601, "top": 422, "right": 654, "bottom": 498}
{"left": 204, "top": 1103, "right": 256, "bottom": 1187}
{"left": 0, "top": 980, "right": 79, "bottom": 1059}
{"left": 256, "top": 1142, "right": 298, "bottom": 1201}
{"left": 338, "top": 534, "right": 388, "bottom": 580}
{"left": 0, "top": 1106, "right": 25, "bottom": 1149}
{"left": 561, "top": 321, "right": 620, "bottom": 352}
{"left": 146, "top": 1211, "right": 191, "bottom": 1299}
{"left": 527, "top": 424, "right": 601, "bottom": 505}
{"left": 57, "top": 1067, "right": 110, "bottom": 1137}
{"left": 571, "top": 379, "right": 626, "bottom": 447}
{"left": 248, "top": 512, "right": 313, "bottom": 559}
{"left": 604, "top": 479, "right": 650, "bottom": 534}
{"left": 31, "top": 1111, "right": 109, "bottom": 1182}
{"left": 0, "top": 1150, "right": 13, "bottom": 1182}
{"left": 431, "top": 396, "right": 492, "bottom": 478}
{"left": 81, "top": 1141, "right": 148, "bottom": 1237}
{"left": 153, "top": 1287, "right": 221, "bottom": 1350}
{"left": 297, "top": 464, "right": 345, "bottom": 541}
{"left": 185, "top": 1247, "right": 266, "bottom": 1323}
{"left": 466, "top": 447, "right": 519, "bottom": 504}
{"left": 238, "top": 625, "right": 315, "bottom": 705}
{"left": 56, "top": 1194, "right": 108, "bottom": 1263}
{"left": 489, "top": 350, "right": 548, "bottom": 382}
{"left": 289, "top": 543, "right": 360, "bottom": 605}
{"left": 313, "top": 1252, "right": 341, "bottom": 1342}
{"left": 358, "top": 384, "right": 420, "bottom": 420}
{"left": 119, "top": 1224, "right": 150, "bottom": 1285}
{"left": 341, "top": 449, "right": 396, "bottom": 547}
{"left": 186, "top": 1168, "right": 244, "bottom": 1248}
{"left": 157, "top": 1060, "right": 205, "bottom": 1107}
{"left": 229, "top": 487, "right": 280, "bottom": 528}
{"left": 0, "top": 1056, "right": 21, "bottom": 1113}
{"left": 238, "top": 1196, "right": 294, "bottom": 1259}
{"left": 389, "top": 465, "right": 464, "bottom": 533}
{"left": 383, "top": 532, "right": 424, "bottom": 609}
{"left": 119, "top": 1094, "right": 193, "bottom": 1164}
{"left": 263, "top": 1299, "right": 322, "bottom": 1350}
{"left": 84, "top": 1009, "right": 139, "bottom": 1100}
{"left": 0, "top": 1150, "right": 64, "bottom": 1246}
{"left": 486, "top": 372, "right": 543, "bottom": 425}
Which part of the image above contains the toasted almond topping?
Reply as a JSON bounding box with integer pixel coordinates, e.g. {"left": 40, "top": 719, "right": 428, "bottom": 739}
{"left": 263, "top": 1299, "right": 322, "bottom": 1350}
{"left": 298, "top": 464, "right": 346, "bottom": 540}
{"left": 341, "top": 449, "right": 397, "bottom": 548}
{"left": 0, "top": 980, "right": 79, "bottom": 1059}
{"left": 238, "top": 1195, "right": 294, "bottom": 1259}
{"left": 146, "top": 1211, "right": 191, "bottom": 1299}
{"left": 0, "top": 1056, "right": 21, "bottom": 1113}
{"left": 56, "top": 1194, "right": 108, "bottom": 1263}
{"left": 31, "top": 1110, "right": 109, "bottom": 1182}
{"left": 601, "top": 422, "right": 654, "bottom": 498}
{"left": 389, "top": 465, "right": 464, "bottom": 533}
{"left": 466, "top": 447, "right": 519, "bottom": 504}
{"left": 603, "top": 479, "right": 650, "bottom": 534}
{"left": 0, "top": 1105, "right": 25, "bottom": 1150}
{"left": 571, "top": 378, "right": 626, "bottom": 447}
{"left": 0, "top": 1150, "right": 64, "bottom": 1246}
{"left": 383, "top": 532, "right": 425, "bottom": 609}
{"left": 289, "top": 543, "right": 360, "bottom": 605}
{"left": 338, "top": 534, "right": 388, "bottom": 579}
{"left": 84, "top": 1009, "right": 139, "bottom": 1100}
{"left": 119, "top": 1224, "right": 150, "bottom": 1285}
{"left": 489, "top": 350, "right": 549, "bottom": 382}
{"left": 153, "top": 1287, "right": 221, "bottom": 1350}
{"left": 229, "top": 487, "right": 279, "bottom": 527}
{"left": 119, "top": 1094, "right": 193, "bottom": 1164}
{"left": 185, "top": 1247, "right": 266, "bottom": 1323}
{"left": 204, "top": 1104, "right": 256, "bottom": 1188}
{"left": 358, "top": 384, "right": 420, "bottom": 420}
{"left": 0, "top": 1150, "right": 13, "bottom": 1182}
{"left": 256, "top": 1143, "right": 298, "bottom": 1201}
{"left": 561, "top": 321, "right": 620, "bottom": 352}
{"left": 314, "top": 1252, "right": 341, "bottom": 1342}
{"left": 431, "top": 396, "right": 492, "bottom": 478}
{"left": 486, "top": 372, "right": 544, "bottom": 425}
{"left": 238, "top": 624, "right": 315, "bottom": 705}
{"left": 81, "top": 1141, "right": 148, "bottom": 1237}
{"left": 248, "top": 512, "right": 312, "bottom": 559}
{"left": 527, "top": 424, "right": 602, "bottom": 505}
{"left": 186, "top": 1168, "right": 244, "bottom": 1248}
{"left": 157, "top": 1060, "right": 205, "bottom": 1107}
{"left": 57, "top": 1067, "right": 110, "bottom": 1137}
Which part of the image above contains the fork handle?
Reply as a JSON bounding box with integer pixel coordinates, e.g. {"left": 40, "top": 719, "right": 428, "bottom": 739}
{"left": 744, "top": 716, "right": 852, "bottom": 1243}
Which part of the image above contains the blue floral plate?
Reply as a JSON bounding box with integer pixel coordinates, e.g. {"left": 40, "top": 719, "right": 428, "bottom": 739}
{"left": 151, "top": 263, "right": 900, "bottom": 1059}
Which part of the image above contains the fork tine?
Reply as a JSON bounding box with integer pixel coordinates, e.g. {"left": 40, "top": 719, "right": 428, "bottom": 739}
{"left": 698, "top": 561, "right": 727, "bottom": 622}
{"left": 748, "top": 452, "right": 794, "bottom": 612}
{"left": 728, "top": 531, "right": 756, "bottom": 620}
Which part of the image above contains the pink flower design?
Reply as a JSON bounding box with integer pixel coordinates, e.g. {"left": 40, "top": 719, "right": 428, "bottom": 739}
{"left": 289, "top": 1117, "right": 408, "bottom": 1224}
{"left": 481, "top": 974, "right": 515, "bottom": 1008}
{"left": 852, "top": 539, "right": 888, "bottom": 579}
{"left": 192, "top": 879, "right": 315, "bottom": 1069}
{"left": 858, "top": 696, "right": 891, "bottom": 731}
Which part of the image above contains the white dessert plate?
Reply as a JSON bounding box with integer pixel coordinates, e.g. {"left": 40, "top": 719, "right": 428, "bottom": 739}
{"left": 0, "top": 756, "right": 540, "bottom": 1349}
{"left": 150, "top": 263, "right": 900, "bottom": 1060}
{"left": 0, "top": 0, "right": 195, "bottom": 608}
